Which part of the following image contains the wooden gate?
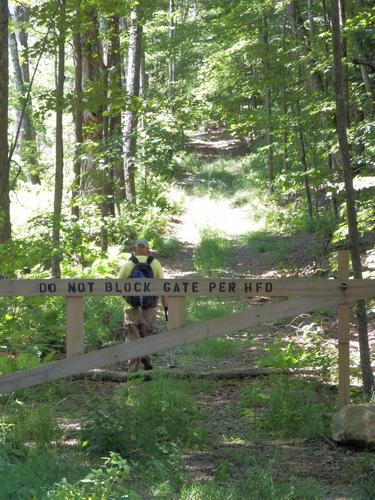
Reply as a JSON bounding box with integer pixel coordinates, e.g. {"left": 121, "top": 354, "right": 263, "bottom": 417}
{"left": 0, "top": 251, "right": 374, "bottom": 407}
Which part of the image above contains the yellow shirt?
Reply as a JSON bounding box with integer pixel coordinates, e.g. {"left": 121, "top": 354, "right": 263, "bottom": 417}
{"left": 118, "top": 255, "right": 164, "bottom": 280}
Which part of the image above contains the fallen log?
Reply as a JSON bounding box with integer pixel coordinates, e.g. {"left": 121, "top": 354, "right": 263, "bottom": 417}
{"left": 74, "top": 366, "right": 322, "bottom": 383}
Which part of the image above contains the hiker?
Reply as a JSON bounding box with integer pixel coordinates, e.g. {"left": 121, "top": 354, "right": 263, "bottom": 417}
{"left": 118, "top": 238, "right": 168, "bottom": 372}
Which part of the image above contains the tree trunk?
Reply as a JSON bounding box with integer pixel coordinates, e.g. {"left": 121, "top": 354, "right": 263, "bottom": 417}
{"left": 11, "top": 5, "right": 40, "bottom": 184}
{"left": 262, "top": 15, "right": 273, "bottom": 195}
{"left": 72, "top": 0, "right": 83, "bottom": 220}
{"left": 108, "top": 15, "right": 125, "bottom": 207}
{"left": 298, "top": 124, "right": 313, "bottom": 221}
{"left": 322, "top": 0, "right": 339, "bottom": 219}
{"left": 0, "top": 0, "right": 11, "bottom": 243}
{"left": 139, "top": 36, "right": 150, "bottom": 188}
{"left": 8, "top": 30, "right": 24, "bottom": 146}
{"left": 265, "top": 87, "right": 273, "bottom": 195}
{"left": 286, "top": 0, "right": 324, "bottom": 93}
{"left": 123, "top": 5, "right": 142, "bottom": 204}
{"left": 51, "top": 0, "right": 65, "bottom": 278}
{"left": 331, "top": 0, "right": 374, "bottom": 396}
{"left": 81, "top": 8, "right": 104, "bottom": 194}
{"left": 307, "top": 0, "right": 314, "bottom": 34}
{"left": 328, "top": 153, "right": 339, "bottom": 219}
{"left": 168, "top": 0, "right": 176, "bottom": 98}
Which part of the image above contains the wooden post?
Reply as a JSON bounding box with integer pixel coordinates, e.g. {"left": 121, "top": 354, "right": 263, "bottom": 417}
{"left": 66, "top": 297, "right": 84, "bottom": 357}
{"left": 166, "top": 296, "right": 186, "bottom": 367}
{"left": 338, "top": 249, "right": 350, "bottom": 408}
{"left": 167, "top": 296, "right": 186, "bottom": 329}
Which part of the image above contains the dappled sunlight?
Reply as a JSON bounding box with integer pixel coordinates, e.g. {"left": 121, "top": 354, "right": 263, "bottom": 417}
{"left": 169, "top": 192, "right": 262, "bottom": 245}
{"left": 11, "top": 186, "right": 57, "bottom": 231}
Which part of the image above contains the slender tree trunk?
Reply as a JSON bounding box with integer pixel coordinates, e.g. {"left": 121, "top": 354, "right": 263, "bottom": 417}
{"left": 0, "top": 0, "right": 11, "bottom": 243}
{"left": 139, "top": 37, "right": 149, "bottom": 188}
{"left": 81, "top": 8, "right": 104, "bottom": 194}
{"left": 51, "top": 0, "right": 65, "bottom": 278}
{"left": 298, "top": 125, "right": 313, "bottom": 221}
{"left": 72, "top": 1, "right": 82, "bottom": 220}
{"left": 262, "top": 15, "right": 273, "bottom": 195}
{"left": 322, "top": 0, "right": 339, "bottom": 219}
{"left": 328, "top": 153, "right": 339, "bottom": 219}
{"left": 8, "top": 30, "right": 24, "bottom": 145}
{"left": 168, "top": 0, "right": 176, "bottom": 98}
{"left": 295, "top": 91, "right": 313, "bottom": 221}
{"left": 11, "top": 5, "right": 40, "bottom": 184}
{"left": 281, "top": 15, "right": 289, "bottom": 174}
{"left": 307, "top": 0, "right": 314, "bottom": 34}
{"left": 331, "top": 0, "right": 374, "bottom": 396}
{"left": 286, "top": 0, "right": 324, "bottom": 93}
{"left": 108, "top": 15, "right": 125, "bottom": 207}
{"left": 265, "top": 87, "right": 273, "bottom": 195}
{"left": 123, "top": 5, "right": 142, "bottom": 204}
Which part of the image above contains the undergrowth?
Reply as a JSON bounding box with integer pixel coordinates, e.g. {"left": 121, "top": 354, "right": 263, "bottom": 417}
{"left": 82, "top": 375, "right": 205, "bottom": 458}
{"left": 241, "top": 377, "right": 333, "bottom": 439}
{"left": 258, "top": 322, "right": 337, "bottom": 377}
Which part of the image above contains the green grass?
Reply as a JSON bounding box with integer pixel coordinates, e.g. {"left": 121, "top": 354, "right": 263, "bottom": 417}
{"left": 182, "top": 337, "right": 239, "bottom": 360}
{"left": 150, "top": 235, "right": 184, "bottom": 257}
{"left": 180, "top": 153, "right": 267, "bottom": 198}
{"left": 192, "top": 229, "right": 232, "bottom": 276}
{"left": 0, "top": 450, "right": 90, "bottom": 500}
{"left": 241, "top": 230, "right": 293, "bottom": 262}
{"left": 241, "top": 377, "right": 333, "bottom": 440}
{"left": 187, "top": 297, "right": 245, "bottom": 322}
{"left": 182, "top": 296, "right": 250, "bottom": 360}
{"left": 83, "top": 375, "right": 205, "bottom": 458}
{"left": 0, "top": 401, "right": 61, "bottom": 454}
{"left": 180, "top": 465, "right": 324, "bottom": 499}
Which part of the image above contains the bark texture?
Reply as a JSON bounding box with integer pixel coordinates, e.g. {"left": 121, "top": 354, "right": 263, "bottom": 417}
{"left": 0, "top": 0, "right": 11, "bottom": 243}
{"left": 123, "top": 5, "right": 142, "bottom": 204}
{"left": 10, "top": 5, "right": 40, "bottom": 184}
{"left": 72, "top": 2, "right": 83, "bottom": 220}
{"left": 51, "top": 0, "right": 65, "bottom": 278}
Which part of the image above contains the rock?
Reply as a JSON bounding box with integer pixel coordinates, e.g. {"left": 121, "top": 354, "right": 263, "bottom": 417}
{"left": 332, "top": 404, "right": 375, "bottom": 448}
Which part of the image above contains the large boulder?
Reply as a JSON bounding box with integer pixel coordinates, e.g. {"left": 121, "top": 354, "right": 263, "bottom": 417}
{"left": 332, "top": 404, "right": 375, "bottom": 448}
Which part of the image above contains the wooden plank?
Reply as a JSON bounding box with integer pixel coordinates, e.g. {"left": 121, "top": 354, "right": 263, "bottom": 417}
{"left": 271, "top": 296, "right": 288, "bottom": 303}
{"left": 167, "top": 296, "right": 186, "bottom": 329}
{"left": 338, "top": 250, "right": 350, "bottom": 408}
{"left": 0, "top": 278, "right": 374, "bottom": 298}
{"left": 0, "top": 296, "right": 348, "bottom": 394}
{"left": 66, "top": 297, "right": 84, "bottom": 358}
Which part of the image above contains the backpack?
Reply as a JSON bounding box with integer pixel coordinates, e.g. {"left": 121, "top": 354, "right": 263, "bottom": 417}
{"left": 125, "top": 255, "right": 158, "bottom": 309}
